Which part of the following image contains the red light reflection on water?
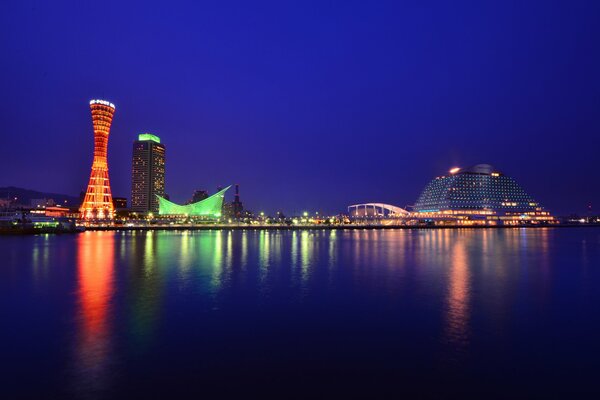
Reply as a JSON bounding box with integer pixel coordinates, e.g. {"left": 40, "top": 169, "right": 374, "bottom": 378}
{"left": 72, "top": 231, "right": 115, "bottom": 393}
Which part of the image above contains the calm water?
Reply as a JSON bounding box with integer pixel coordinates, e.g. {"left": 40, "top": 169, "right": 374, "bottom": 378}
{"left": 2, "top": 228, "right": 600, "bottom": 398}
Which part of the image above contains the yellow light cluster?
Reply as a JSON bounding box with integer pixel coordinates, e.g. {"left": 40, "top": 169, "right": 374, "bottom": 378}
{"left": 413, "top": 210, "right": 495, "bottom": 217}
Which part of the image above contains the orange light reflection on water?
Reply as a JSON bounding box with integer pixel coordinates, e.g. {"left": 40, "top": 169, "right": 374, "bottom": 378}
{"left": 73, "top": 231, "right": 115, "bottom": 392}
{"left": 444, "top": 234, "right": 470, "bottom": 352}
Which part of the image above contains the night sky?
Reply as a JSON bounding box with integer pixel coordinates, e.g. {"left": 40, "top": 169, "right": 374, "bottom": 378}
{"left": 1, "top": 0, "right": 599, "bottom": 215}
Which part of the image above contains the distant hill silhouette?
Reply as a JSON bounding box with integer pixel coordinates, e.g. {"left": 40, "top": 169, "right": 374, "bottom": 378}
{"left": 0, "top": 186, "right": 80, "bottom": 207}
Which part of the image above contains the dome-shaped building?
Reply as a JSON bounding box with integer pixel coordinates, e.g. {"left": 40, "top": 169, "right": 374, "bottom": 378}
{"left": 412, "top": 164, "right": 555, "bottom": 225}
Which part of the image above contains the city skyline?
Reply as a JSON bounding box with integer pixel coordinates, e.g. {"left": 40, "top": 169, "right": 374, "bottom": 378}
{"left": 3, "top": 3, "right": 600, "bottom": 397}
{"left": 1, "top": 1, "right": 600, "bottom": 215}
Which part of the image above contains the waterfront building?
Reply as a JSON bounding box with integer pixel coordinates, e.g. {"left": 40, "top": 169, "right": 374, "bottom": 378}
{"left": 221, "top": 201, "right": 234, "bottom": 219}
{"left": 157, "top": 186, "right": 230, "bottom": 218}
{"left": 413, "top": 164, "right": 555, "bottom": 225}
{"left": 131, "top": 133, "right": 165, "bottom": 214}
{"left": 44, "top": 206, "right": 78, "bottom": 218}
{"left": 80, "top": 99, "right": 116, "bottom": 220}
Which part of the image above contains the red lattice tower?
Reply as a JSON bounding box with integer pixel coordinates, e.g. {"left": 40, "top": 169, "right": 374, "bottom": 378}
{"left": 80, "top": 99, "right": 116, "bottom": 220}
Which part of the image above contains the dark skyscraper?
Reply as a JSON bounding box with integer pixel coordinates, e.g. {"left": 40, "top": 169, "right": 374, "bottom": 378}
{"left": 232, "top": 184, "right": 244, "bottom": 217}
{"left": 131, "top": 133, "right": 165, "bottom": 214}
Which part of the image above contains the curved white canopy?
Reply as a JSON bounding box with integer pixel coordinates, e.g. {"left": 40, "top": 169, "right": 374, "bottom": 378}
{"left": 348, "top": 203, "right": 409, "bottom": 217}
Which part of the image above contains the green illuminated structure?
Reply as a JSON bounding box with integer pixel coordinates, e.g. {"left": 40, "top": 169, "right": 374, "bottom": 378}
{"left": 156, "top": 186, "right": 230, "bottom": 217}
{"left": 138, "top": 133, "right": 161, "bottom": 143}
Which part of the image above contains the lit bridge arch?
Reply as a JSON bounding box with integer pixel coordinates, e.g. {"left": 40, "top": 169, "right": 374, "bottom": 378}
{"left": 348, "top": 203, "right": 409, "bottom": 218}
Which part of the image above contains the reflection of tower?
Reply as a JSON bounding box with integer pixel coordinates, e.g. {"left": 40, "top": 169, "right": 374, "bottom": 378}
{"left": 80, "top": 99, "right": 116, "bottom": 219}
{"left": 232, "top": 184, "right": 244, "bottom": 217}
{"left": 131, "top": 133, "right": 166, "bottom": 214}
{"left": 74, "top": 232, "right": 115, "bottom": 392}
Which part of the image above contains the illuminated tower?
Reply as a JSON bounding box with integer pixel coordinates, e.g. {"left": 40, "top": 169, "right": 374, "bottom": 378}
{"left": 79, "top": 99, "right": 116, "bottom": 220}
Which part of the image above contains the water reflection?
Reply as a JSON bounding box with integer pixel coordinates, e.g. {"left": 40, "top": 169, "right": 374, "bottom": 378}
{"left": 126, "top": 231, "right": 164, "bottom": 351}
{"left": 5, "top": 227, "right": 594, "bottom": 399}
{"left": 31, "top": 235, "right": 51, "bottom": 283}
{"left": 259, "top": 230, "right": 270, "bottom": 284}
{"left": 72, "top": 231, "right": 115, "bottom": 395}
{"left": 300, "top": 230, "right": 311, "bottom": 285}
{"left": 444, "top": 237, "right": 470, "bottom": 352}
{"left": 66, "top": 228, "right": 556, "bottom": 391}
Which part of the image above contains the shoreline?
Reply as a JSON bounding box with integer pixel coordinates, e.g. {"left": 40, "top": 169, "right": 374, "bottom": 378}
{"left": 82, "top": 223, "right": 600, "bottom": 231}
{"left": 2, "top": 224, "right": 600, "bottom": 235}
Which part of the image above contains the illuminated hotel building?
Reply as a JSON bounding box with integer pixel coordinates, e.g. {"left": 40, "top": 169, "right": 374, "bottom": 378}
{"left": 413, "top": 164, "right": 555, "bottom": 225}
{"left": 131, "top": 134, "right": 165, "bottom": 214}
{"left": 79, "top": 99, "right": 116, "bottom": 220}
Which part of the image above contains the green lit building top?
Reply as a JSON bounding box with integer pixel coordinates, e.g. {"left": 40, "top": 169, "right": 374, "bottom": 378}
{"left": 138, "top": 133, "right": 160, "bottom": 143}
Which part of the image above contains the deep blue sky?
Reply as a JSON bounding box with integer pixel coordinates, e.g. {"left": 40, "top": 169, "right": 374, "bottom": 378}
{"left": 1, "top": 0, "right": 599, "bottom": 214}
